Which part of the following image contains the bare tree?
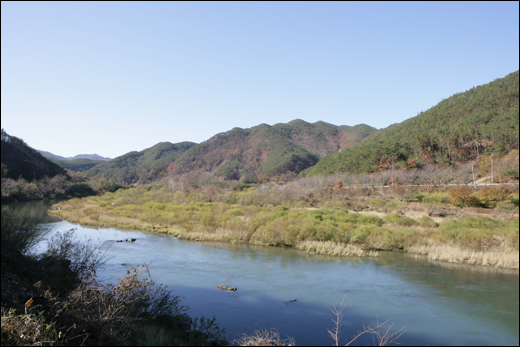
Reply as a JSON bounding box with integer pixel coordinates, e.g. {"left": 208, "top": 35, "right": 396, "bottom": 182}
{"left": 329, "top": 297, "right": 406, "bottom": 346}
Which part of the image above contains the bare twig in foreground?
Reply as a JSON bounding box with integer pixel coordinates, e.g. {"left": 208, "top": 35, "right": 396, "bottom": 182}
{"left": 330, "top": 296, "right": 406, "bottom": 346}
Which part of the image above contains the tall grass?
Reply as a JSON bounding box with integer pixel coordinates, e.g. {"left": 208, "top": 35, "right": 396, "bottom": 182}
{"left": 295, "top": 241, "right": 378, "bottom": 257}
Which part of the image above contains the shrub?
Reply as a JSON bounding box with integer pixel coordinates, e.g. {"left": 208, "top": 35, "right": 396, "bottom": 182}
{"left": 365, "top": 227, "right": 417, "bottom": 250}
{"left": 350, "top": 225, "right": 376, "bottom": 244}
{"left": 1, "top": 208, "right": 48, "bottom": 259}
{"left": 100, "top": 181, "right": 126, "bottom": 193}
{"left": 419, "top": 191, "right": 449, "bottom": 204}
{"left": 201, "top": 212, "right": 218, "bottom": 231}
{"left": 383, "top": 200, "right": 408, "bottom": 213}
{"left": 358, "top": 214, "right": 385, "bottom": 227}
{"left": 496, "top": 200, "right": 519, "bottom": 211}
{"left": 295, "top": 200, "right": 310, "bottom": 208}
{"left": 369, "top": 198, "right": 387, "bottom": 210}
{"left": 225, "top": 208, "right": 245, "bottom": 216}
{"left": 510, "top": 194, "right": 519, "bottom": 207}
{"left": 433, "top": 217, "right": 501, "bottom": 250}
{"left": 58, "top": 266, "right": 188, "bottom": 346}
{"left": 502, "top": 220, "right": 519, "bottom": 250}
{"left": 383, "top": 214, "right": 417, "bottom": 227}
{"left": 448, "top": 186, "right": 481, "bottom": 207}
{"left": 44, "top": 229, "right": 108, "bottom": 279}
{"left": 418, "top": 216, "right": 439, "bottom": 228}
{"left": 477, "top": 186, "right": 510, "bottom": 208}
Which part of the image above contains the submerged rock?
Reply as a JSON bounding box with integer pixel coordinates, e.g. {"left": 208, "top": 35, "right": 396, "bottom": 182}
{"left": 217, "top": 284, "right": 237, "bottom": 291}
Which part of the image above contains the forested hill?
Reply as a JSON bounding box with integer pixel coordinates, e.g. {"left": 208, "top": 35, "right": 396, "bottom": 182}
{"left": 166, "top": 120, "right": 376, "bottom": 182}
{"left": 87, "top": 141, "right": 196, "bottom": 184}
{"left": 52, "top": 158, "right": 106, "bottom": 173}
{"left": 305, "top": 70, "right": 519, "bottom": 176}
{"left": 1, "top": 129, "right": 66, "bottom": 181}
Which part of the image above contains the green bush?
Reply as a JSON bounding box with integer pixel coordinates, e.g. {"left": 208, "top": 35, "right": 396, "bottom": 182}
{"left": 350, "top": 225, "right": 375, "bottom": 244}
{"left": 383, "top": 200, "right": 408, "bottom": 212}
{"left": 433, "top": 217, "right": 502, "bottom": 250}
{"left": 358, "top": 214, "right": 385, "bottom": 227}
{"left": 496, "top": 200, "right": 519, "bottom": 211}
{"left": 201, "top": 212, "right": 218, "bottom": 231}
{"left": 365, "top": 227, "right": 417, "bottom": 250}
{"left": 419, "top": 192, "right": 449, "bottom": 204}
{"left": 250, "top": 212, "right": 275, "bottom": 232}
{"left": 224, "top": 208, "right": 245, "bottom": 216}
{"left": 502, "top": 220, "right": 519, "bottom": 250}
{"left": 369, "top": 198, "right": 387, "bottom": 210}
{"left": 294, "top": 200, "right": 309, "bottom": 208}
{"left": 418, "top": 216, "right": 439, "bottom": 228}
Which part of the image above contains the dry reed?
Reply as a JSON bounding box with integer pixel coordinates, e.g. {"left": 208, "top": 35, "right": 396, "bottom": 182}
{"left": 296, "top": 240, "right": 379, "bottom": 257}
{"left": 406, "top": 244, "right": 519, "bottom": 269}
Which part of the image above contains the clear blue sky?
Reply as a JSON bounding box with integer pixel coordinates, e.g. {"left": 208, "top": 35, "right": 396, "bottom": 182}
{"left": 2, "top": 1, "right": 519, "bottom": 158}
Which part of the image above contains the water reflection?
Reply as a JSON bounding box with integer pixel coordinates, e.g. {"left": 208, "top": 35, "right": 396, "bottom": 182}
{"left": 2, "top": 199, "right": 63, "bottom": 223}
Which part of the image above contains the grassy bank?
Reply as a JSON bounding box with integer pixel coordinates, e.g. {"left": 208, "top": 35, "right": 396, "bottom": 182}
{"left": 49, "top": 185, "right": 519, "bottom": 269}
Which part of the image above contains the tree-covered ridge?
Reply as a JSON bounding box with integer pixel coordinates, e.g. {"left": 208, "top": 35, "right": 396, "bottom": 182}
{"left": 52, "top": 158, "right": 105, "bottom": 172}
{"left": 269, "top": 120, "right": 376, "bottom": 157}
{"left": 87, "top": 141, "right": 196, "bottom": 184}
{"left": 166, "top": 120, "right": 376, "bottom": 182}
{"left": 305, "top": 70, "right": 519, "bottom": 176}
{"left": 1, "top": 129, "right": 66, "bottom": 181}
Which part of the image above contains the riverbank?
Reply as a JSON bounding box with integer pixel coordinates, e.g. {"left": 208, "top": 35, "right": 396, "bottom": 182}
{"left": 48, "top": 185, "right": 519, "bottom": 269}
{"left": 0, "top": 207, "right": 227, "bottom": 346}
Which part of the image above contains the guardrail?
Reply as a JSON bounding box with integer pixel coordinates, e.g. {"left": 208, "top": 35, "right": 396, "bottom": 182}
{"left": 341, "top": 183, "right": 519, "bottom": 189}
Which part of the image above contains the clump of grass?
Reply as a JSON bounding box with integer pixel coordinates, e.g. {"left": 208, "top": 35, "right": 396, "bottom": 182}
{"left": 234, "top": 328, "right": 295, "bottom": 346}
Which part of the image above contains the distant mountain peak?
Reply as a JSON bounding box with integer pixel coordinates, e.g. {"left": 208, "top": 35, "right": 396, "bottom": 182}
{"left": 37, "top": 150, "right": 112, "bottom": 161}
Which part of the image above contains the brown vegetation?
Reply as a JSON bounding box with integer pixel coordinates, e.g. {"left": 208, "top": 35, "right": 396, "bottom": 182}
{"left": 49, "top": 174, "right": 519, "bottom": 269}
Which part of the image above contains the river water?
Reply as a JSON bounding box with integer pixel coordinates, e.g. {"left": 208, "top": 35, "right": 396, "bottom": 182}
{"left": 6, "top": 200, "right": 520, "bottom": 345}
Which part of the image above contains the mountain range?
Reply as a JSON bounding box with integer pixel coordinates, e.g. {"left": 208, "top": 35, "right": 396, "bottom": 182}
{"left": 37, "top": 151, "right": 111, "bottom": 161}
{"left": 4, "top": 70, "right": 518, "bottom": 185}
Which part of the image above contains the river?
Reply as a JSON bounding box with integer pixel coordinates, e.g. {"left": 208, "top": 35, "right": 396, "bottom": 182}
{"left": 5, "top": 200, "right": 519, "bottom": 345}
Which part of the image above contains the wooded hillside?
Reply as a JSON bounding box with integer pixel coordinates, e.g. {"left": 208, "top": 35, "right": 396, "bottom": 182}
{"left": 87, "top": 141, "right": 196, "bottom": 184}
{"left": 166, "top": 120, "right": 376, "bottom": 182}
{"left": 305, "top": 70, "right": 519, "bottom": 176}
{"left": 1, "top": 129, "right": 66, "bottom": 181}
